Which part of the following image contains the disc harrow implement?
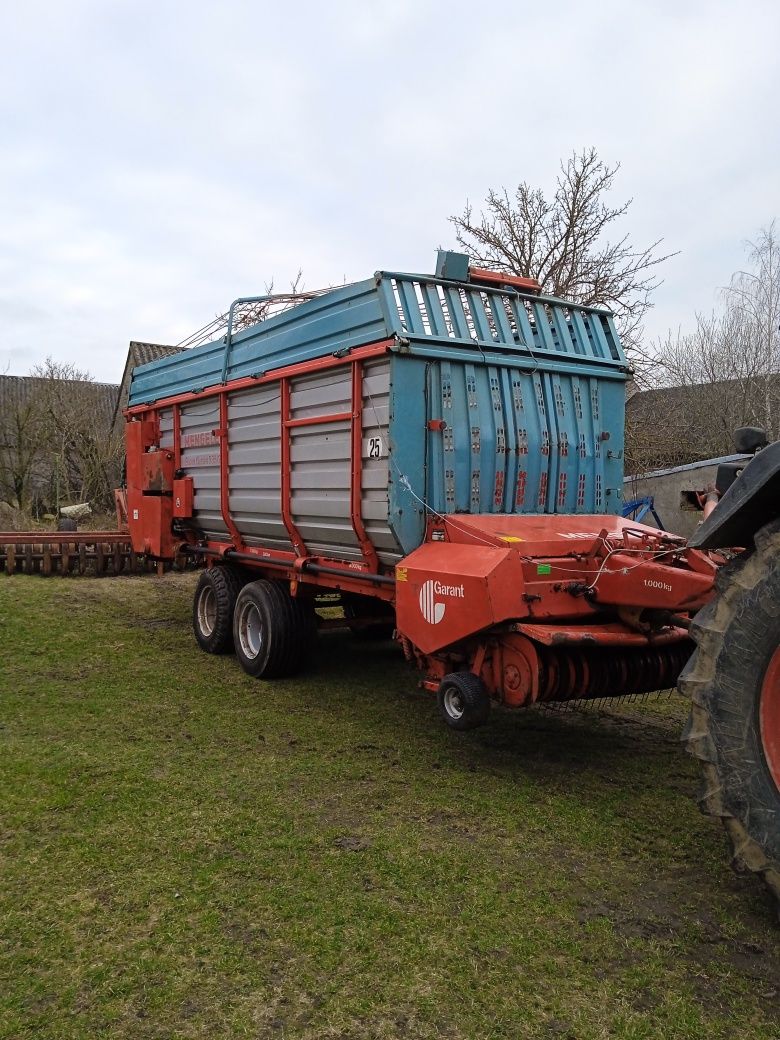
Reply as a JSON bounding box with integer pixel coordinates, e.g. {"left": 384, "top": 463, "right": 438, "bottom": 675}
{"left": 0, "top": 532, "right": 158, "bottom": 577}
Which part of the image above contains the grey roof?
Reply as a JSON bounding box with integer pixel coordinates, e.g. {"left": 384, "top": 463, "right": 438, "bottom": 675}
{"left": 112, "top": 341, "right": 185, "bottom": 431}
{"left": 625, "top": 453, "right": 750, "bottom": 482}
{"left": 627, "top": 374, "right": 780, "bottom": 423}
{"left": 0, "top": 374, "right": 118, "bottom": 429}
{"left": 625, "top": 374, "right": 780, "bottom": 471}
{"left": 129, "top": 342, "right": 183, "bottom": 367}
{"left": 626, "top": 383, "right": 693, "bottom": 419}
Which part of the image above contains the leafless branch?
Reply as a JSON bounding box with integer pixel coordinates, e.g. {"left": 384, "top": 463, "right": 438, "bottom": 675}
{"left": 449, "top": 147, "right": 676, "bottom": 363}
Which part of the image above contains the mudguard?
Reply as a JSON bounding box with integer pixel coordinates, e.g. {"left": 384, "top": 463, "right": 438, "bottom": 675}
{"left": 689, "top": 441, "right": 780, "bottom": 549}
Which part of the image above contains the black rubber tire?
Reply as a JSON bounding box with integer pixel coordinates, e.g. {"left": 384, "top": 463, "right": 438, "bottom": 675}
{"left": 679, "top": 519, "right": 780, "bottom": 912}
{"left": 57, "top": 517, "right": 78, "bottom": 532}
{"left": 437, "top": 672, "right": 491, "bottom": 731}
{"left": 343, "top": 593, "right": 395, "bottom": 641}
{"left": 193, "top": 565, "right": 245, "bottom": 654}
{"left": 233, "top": 579, "right": 317, "bottom": 679}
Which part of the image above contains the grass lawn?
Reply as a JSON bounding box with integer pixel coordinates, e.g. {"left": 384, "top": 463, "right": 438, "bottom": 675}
{"left": 1, "top": 573, "right": 778, "bottom": 1039}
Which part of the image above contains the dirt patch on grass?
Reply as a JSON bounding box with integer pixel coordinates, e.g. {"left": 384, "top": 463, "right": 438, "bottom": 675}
{"left": 577, "top": 868, "right": 780, "bottom": 1006}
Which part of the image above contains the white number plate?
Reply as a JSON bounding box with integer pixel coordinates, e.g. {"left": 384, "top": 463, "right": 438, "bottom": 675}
{"left": 363, "top": 436, "right": 385, "bottom": 460}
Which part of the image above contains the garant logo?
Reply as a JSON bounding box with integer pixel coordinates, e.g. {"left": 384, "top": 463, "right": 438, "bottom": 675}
{"left": 418, "top": 578, "right": 465, "bottom": 624}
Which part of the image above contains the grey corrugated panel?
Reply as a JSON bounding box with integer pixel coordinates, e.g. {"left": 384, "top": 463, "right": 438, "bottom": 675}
{"left": 235, "top": 532, "right": 293, "bottom": 552}
{"left": 230, "top": 391, "right": 281, "bottom": 412}
{"left": 292, "top": 507, "right": 361, "bottom": 547}
{"left": 180, "top": 401, "right": 227, "bottom": 540}
{"left": 360, "top": 360, "right": 399, "bottom": 564}
{"left": 228, "top": 384, "right": 291, "bottom": 551}
{"left": 159, "top": 409, "right": 174, "bottom": 448}
{"left": 230, "top": 487, "right": 283, "bottom": 505}
{"left": 293, "top": 467, "right": 352, "bottom": 490}
{"left": 229, "top": 464, "right": 280, "bottom": 492}
{"left": 228, "top": 418, "right": 280, "bottom": 438}
{"left": 290, "top": 439, "right": 346, "bottom": 463}
{"left": 290, "top": 371, "right": 351, "bottom": 420}
{"left": 289, "top": 370, "right": 359, "bottom": 558}
{"left": 295, "top": 499, "right": 360, "bottom": 522}
{"left": 361, "top": 469, "right": 390, "bottom": 490}
{"left": 184, "top": 469, "right": 221, "bottom": 487}
{"left": 281, "top": 359, "right": 399, "bottom": 564}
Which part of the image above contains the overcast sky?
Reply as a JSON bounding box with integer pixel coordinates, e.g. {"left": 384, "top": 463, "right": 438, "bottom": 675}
{"left": 1, "top": 0, "right": 778, "bottom": 384}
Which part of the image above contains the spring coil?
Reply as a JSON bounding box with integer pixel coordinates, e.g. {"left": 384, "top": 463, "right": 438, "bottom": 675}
{"left": 535, "top": 640, "right": 693, "bottom": 703}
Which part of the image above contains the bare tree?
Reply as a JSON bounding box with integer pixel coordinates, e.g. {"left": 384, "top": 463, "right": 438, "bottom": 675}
{"left": 449, "top": 148, "right": 675, "bottom": 364}
{"left": 31, "top": 359, "right": 123, "bottom": 512}
{"left": 641, "top": 311, "right": 764, "bottom": 460}
{"left": 722, "top": 221, "right": 780, "bottom": 436}
{"left": 0, "top": 388, "right": 47, "bottom": 510}
{"left": 627, "top": 222, "right": 780, "bottom": 472}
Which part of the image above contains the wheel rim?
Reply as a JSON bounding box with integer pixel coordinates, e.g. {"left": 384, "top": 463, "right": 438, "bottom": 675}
{"left": 759, "top": 645, "right": 780, "bottom": 791}
{"left": 237, "top": 600, "right": 263, "bottom": 660}
{"left": 197, "top": 586, "right": 217, "bottom": 637}
{"left": 443, "top": 687, "right": 464, "bottom": 720}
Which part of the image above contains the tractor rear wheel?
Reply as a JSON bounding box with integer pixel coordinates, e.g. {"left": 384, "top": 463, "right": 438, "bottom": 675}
{"left": 193, "top": 564, "right": 245, "bottom": 654}
{"left": 680, "top": 519, "right": 780, "bottom": 913}
{"left": 233, "top": 579, "right": 316, "bottom": 679}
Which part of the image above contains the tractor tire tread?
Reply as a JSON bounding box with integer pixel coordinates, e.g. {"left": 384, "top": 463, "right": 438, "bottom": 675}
{"left": 679, "top": 524, "right": 780, "bottom": 912}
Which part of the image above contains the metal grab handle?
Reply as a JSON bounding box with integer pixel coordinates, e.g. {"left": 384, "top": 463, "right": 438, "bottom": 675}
{"left": 220, "top": 294, "right": 280, "bottom": 383}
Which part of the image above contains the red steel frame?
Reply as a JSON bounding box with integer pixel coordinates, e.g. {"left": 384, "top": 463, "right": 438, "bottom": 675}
{"left": 125, "top": 339, "right": 395, "bottom": 600}
{"left": 172, "top": 403, "right": 182, "bottom": 471}
{"left": 350, "top": 360, "right": 380, "bottom": 573}
{"left": 279, "top": 377, "right": 308, "bottom": 556}
{"left": 218, "top": 392, "right": 243, "bottom": 548}
{"left": 0, "top": 531, "right": 133, "bottom": 545}
{"left": 124, "top": 331, "right": 722, "bottom": 707}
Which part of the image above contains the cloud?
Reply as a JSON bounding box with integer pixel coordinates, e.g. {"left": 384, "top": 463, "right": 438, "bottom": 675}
{"left": 0, "top": 0, "right": 778, "bottom": 381}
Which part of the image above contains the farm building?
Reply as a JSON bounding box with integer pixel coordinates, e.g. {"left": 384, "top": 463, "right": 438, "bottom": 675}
{"left": 112, "top": 341, "right": 183, "bottom": 436}
{"left": 625, "top": 374, "right": 780, "bottom": 473}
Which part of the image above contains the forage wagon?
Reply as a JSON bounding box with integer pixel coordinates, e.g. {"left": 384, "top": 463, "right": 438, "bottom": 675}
{"left": 122, "top": 251, "right": 780, "bottom": 915}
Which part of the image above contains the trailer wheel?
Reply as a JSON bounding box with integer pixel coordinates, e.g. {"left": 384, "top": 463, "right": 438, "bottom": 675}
{"left": 437, "top": 672, "right": 491, "bottom": 731}
{"left": 680, "top": 519, "right": 780, "bottom": 913}
{"left": 233, "top": 580, "right": 316, "bottom": 679}
{"left": 193, "top": 565, "right": 244, "bottom": 654}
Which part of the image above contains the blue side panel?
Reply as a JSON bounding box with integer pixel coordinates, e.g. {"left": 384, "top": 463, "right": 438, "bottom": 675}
{"left": 128, "top": 278, "right": 384, "bottom": 406}
{"left": 386, "top": 356, "right": 427, "bottom": 555}
{"left": 126, "top": 258, "right": 628, "bottom": 559}
{"left": 130, "top": 267, "right": 627, "bottom": 407}
{"left": 388, "top": 354, "right": 625, "bottom": 555}
{"left": 376, "top": 272, "right": 627, "bottom": 368}
{"left": 129, "top": 340, "right": 225, "bottom": 406}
